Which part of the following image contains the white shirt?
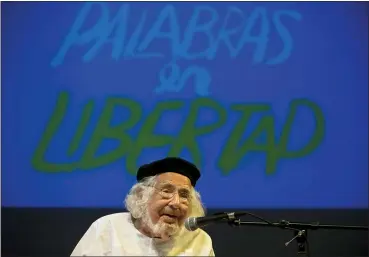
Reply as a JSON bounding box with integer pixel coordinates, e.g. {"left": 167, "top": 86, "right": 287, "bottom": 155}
{"left": 71, "top": 212, "right": 215, "bottom": 256}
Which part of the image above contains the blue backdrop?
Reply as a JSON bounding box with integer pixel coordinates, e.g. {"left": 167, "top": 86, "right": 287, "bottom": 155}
{"left": 2, "top": 2, "right": 368, "bottom": 208}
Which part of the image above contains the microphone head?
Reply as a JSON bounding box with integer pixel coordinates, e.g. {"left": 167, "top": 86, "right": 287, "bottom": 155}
{"left": 184, "top": 217, "right": 198, "bottom": 231}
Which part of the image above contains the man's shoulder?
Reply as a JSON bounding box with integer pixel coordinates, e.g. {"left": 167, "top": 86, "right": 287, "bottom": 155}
{"left": 198, "top": 228, "right": 213, "bottom": 240}
{"left": 92, "top": 212, "right": 131, "bottom": 227}
{"left": 190, "top": 228, "right": 213, "bottom": 244}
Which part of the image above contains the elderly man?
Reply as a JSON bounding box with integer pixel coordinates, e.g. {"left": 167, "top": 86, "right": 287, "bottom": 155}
{"left": 71, "top": 157, "right": 215, "bottom": 256}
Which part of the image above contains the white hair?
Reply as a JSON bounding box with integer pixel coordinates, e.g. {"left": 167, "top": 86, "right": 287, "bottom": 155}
{"left": 124, "top": 175, "right": 206, "bottom": 220}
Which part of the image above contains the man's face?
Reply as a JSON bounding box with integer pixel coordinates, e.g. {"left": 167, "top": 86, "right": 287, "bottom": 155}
{"left": 147, "top": 172, "right": 192, "bottom": 234}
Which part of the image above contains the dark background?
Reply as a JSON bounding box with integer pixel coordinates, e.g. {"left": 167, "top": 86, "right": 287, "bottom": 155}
{"left": 2, "top": 208, "right": 368, "bottom": 256}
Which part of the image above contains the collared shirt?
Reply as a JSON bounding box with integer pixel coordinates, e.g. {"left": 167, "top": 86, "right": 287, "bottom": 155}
{"left": 71, "top": 212, "right": 215, "bottom": 256}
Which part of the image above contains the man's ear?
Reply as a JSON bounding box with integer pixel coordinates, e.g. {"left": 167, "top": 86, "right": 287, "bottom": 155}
{"left": 135, "top": 185, "right": 153, "bottom": 200}
{"left": 135, "top": 186, "right": 144, "bottom": 199}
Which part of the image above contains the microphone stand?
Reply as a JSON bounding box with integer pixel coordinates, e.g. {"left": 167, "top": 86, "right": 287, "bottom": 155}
{"left": 225, "top": 215, "right": 368, "bottom": 257}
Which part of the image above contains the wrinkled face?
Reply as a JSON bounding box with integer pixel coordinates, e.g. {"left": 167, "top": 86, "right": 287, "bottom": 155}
{"left": 146, "top": 172, "right": 192, "bottom": 236}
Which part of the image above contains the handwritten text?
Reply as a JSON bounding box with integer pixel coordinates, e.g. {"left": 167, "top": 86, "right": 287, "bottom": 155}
{"left": 32, "top": 92, "right": 325, "bottom": 175}
{"left": 50, "top": 3, "right": 302, "bottom": 95}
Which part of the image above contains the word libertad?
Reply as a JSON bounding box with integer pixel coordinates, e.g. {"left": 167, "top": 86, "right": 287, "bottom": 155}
{"left": 32, "top": 92, "right": 325, "bottom": 175}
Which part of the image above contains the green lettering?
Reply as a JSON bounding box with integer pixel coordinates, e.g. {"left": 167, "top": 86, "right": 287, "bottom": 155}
{"left": 218, "top": 99, "right": 325, "bottom": 175}
{"left": 126, "top": 101, "right": 184, "bottom": 174}
{"left": 217, "top": 104, "right": 271, "bottom": 174}
{"left": 31, "top": 91, "right": 85, "bottom": 172}
{"left": 169, "top": 98, "right": 227, "bottom": 167}
{"left": 68, "top": 100, "right": 94, "bottom": 156}
{"left": 279, "top": 98, "right": 325, "bottom": 158}
{"left": 32, "top": 94, "right": 325, "bottom": 176}
{"left": 79, "top": 97, "right": 141, "bottom": 170}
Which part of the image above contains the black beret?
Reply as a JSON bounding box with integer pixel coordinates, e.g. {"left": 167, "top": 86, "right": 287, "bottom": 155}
{"left": 136, "top": 157, "right": 201, "bottom": 186}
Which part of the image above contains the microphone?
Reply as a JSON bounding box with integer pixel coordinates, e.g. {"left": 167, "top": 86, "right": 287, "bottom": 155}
{"left": 184, "top": 212, "right": 246, "bottom": 231}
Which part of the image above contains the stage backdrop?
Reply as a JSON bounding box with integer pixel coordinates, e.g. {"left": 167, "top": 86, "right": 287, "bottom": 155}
{"left": 2, "top": 1, "right": 368, "bottom": 209}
